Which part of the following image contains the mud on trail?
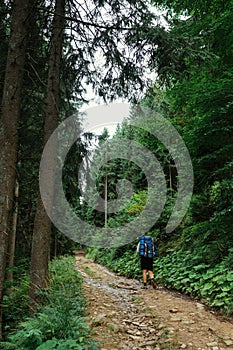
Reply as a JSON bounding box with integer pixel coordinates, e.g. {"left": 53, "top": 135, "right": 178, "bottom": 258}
{"left": 74, "top": 251, "right": 233, "bottom": 350}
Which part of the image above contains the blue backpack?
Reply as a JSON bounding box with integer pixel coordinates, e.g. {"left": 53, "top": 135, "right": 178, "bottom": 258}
{"left": 138, "top": 235, "right": 158, "bottom": 258}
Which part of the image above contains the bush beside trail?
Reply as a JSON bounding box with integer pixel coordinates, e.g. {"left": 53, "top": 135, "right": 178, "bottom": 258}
{"left": 0, "top": 256, "right": 99, "bottom": 350}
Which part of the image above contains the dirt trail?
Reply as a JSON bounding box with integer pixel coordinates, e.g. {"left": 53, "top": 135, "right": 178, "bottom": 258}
{"left": 74, "top": 251, "right": 233, "bottom": 350}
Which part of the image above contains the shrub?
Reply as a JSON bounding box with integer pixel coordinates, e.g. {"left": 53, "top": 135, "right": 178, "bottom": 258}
{"left": 0, "top": 256, "right": 99, "bottom": 350}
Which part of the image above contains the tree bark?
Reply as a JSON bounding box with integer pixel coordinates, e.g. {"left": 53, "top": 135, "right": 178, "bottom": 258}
{"left": 0, "top": 0, "right": 32, "bottom": 339}
{"left": 5, "top": 179, "right": 19, "bottom": 294}
{"left": 30, "top": 0, "right": 65, "bottom": 311}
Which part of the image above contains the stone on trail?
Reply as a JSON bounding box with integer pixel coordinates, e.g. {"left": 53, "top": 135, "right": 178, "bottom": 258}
{"left": 223, "top": 339, "right": 233, "bottom": 346}
{"left": 206, "top": 342, "right": 218, "bottom": 347}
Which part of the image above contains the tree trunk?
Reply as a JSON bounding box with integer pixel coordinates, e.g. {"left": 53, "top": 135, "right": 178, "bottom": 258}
{"left": 5, "top": 179, "right": 19, "bottom": 294}
{"left": 0, "top": 0, "right": 32, "bottom": 339}
{"left": 104, "top": 175, "right": 108, "bottom": 228}
{"left": 30, "top": 0, "right": 65, "bottom": 311}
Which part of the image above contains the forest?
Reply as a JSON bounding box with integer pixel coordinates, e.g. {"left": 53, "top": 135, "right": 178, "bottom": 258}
{"left": 0, "top": 0, "right": 232, "bottom": 349}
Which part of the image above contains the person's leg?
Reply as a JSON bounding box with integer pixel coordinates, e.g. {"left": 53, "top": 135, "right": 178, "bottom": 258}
{"left": 146, "top": 258, "right": 156, "bottom": 288}
{"left": 148, "top": 270, "right": 154, "bottom": 279}
{"left": 142, "top": 269, "right": 147, "bottom": 286}
{"left": 148, "top": 270, "right": 156, "bottom": 289}
{"left": 140, "top": 257, "right": 148, "bottom": 287}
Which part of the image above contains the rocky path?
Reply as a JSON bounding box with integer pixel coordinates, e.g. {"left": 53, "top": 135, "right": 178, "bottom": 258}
{"left": 74, "top": 252, "right": 233, "bottom": 350}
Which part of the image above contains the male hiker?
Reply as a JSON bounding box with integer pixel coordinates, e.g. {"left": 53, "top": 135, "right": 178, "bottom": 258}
{"left": 137, "top": 234, "right": 157, "bottom": 289}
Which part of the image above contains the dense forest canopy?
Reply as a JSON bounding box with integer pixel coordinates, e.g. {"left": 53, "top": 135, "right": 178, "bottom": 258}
{"left": 0, "top": 0, "right": 232, "bottom": 346}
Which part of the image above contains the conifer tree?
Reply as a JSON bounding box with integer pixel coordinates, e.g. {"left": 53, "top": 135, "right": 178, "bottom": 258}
{"left": 0, "top": 0, "right": 35, "bottom": 338}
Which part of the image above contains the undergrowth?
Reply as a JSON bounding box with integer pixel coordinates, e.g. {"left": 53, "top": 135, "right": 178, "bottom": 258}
{"left": 0, "top": 256, "right": 99, "bottom": 350}
{"left": 154, "top": 249, "right": 233, "bottom": 315}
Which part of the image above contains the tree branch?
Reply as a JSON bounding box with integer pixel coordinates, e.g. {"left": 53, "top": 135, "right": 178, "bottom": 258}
{"left": 36, "top": 6, "right": 145, "bottom": 31}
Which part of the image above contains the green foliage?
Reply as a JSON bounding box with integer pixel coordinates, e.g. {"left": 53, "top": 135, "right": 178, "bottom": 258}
{"left": 112, "top": 250, "right": 141, "bottom": 279}
{"left": 11, "top": 0, "right": 168, "bottom": 267}
{"left": 87, "top": 241, "right": 144, "bottom": 280}
{"left": 2, "top": 274, "right": 30, "bottom": 333}
{"left": 35, "top": 338, "right": 94, "bottom": 349}
{"left": 84, "top": 0, "right": 233, "bottom": 321}
{"left": 1, "top": 257, "right": 98, "bottom": 350}
{"left": 154, "top": 250, "right": 233, "bottom": 315}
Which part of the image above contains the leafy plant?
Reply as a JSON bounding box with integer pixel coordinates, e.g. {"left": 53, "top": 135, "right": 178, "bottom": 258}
{"left": 1, "top": 257, "right": 99, "bottom": 350}
{"left": 2, "top": 273, "right": 30, "bottom": 333}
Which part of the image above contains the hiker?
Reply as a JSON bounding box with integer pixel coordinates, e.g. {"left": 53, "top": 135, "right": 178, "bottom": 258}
{"left": 137, "top": 234, "right": 157, "bottom": 289}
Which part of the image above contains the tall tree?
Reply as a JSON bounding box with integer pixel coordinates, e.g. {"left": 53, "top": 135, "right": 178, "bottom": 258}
{"left": 14, "top": 0, "right": 54, "bottom": 263}
{"left": 28, "top": 0, "right": 173, "bottom": 305}
{"left": 0, "top": 0, "right": 35, "bottom": 339}
{"left": 149, "top": 0, "right": 233, "bottom": 261}
{"left": 30, "top": 0, "right": 66, "bottom": 309}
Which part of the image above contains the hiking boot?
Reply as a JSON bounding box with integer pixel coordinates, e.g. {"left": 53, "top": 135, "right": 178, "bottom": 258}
{"left": 141, "top": 282, "right": 147, "bottom": 289}
{"left": 149, "top": 278, "right": 157, "bottom": 289}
